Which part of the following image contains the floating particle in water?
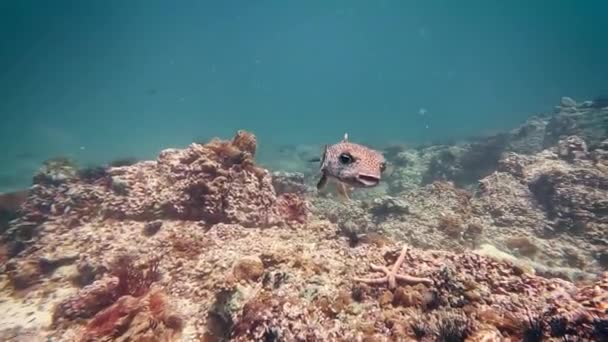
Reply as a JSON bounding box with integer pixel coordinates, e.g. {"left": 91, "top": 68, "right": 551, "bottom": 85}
{"left": 419, "top": 108, "right": 427, "bottom": 116}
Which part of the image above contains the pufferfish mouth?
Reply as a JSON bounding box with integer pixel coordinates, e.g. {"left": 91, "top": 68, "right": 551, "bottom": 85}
{"left": 355, "top": 174, "right": 381, "bottom": 187}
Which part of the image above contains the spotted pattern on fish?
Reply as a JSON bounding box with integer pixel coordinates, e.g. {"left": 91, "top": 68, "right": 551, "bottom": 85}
{"left": 316, "top": 134, "right": 387, "bottom": 190}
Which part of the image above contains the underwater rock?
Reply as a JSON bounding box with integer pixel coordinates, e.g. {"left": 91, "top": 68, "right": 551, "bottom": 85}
{"left": 386, "top": 148, "right": 435, "bottom": 194}
{"left": 3, "top": 194, "right": 606, "bottom": 340}
{"left": 312, "top": 180, "right": 476, "bottom": 251}
{"left": 0, "top": 190, "right": 27, "bottom": 217}
{"left": 310, "top": 197, "right": 377, "bottom": 242}
{"left": 598, "top": 252, "right": 608, "bottom": 269}
{"left": 506, "top": 116, "right": 548, "bottom": 154}
{"left": 232, "top": 255, "right": 265, "bottom": 282}
{"left": 77, "top": 165, "right": 109, "bottom": 184}
{"left": 38, "top": 251, "right": 79, "bottom": 274}
{"left": 1, "top": 105, "right": 606, "bottom": 340}
{"left": 528, "top": 163, "right": 608, "bottom": 236}
{"left": 53, "top": 276, "right": 120, "bottom": 323}
{"left": 102, "top": 131, "right": 289, "bottom": 226}
{"left": 544, "top": 104, "right": 608, "bottom": 149}
{"left": 6, "top": 131, "right": 306, "bottom": 251}
{"left": 560, "top": 96, "right": 577, "bottom": 108}
{"left": 472, "top": 135, "right": 608, "bottom": 272}
{"left": 110, "top": 176, "right": 129, "bottom": 195}
{"left": 0, "top": 190, "right": 27, "bottom": 236}
{"left": 143, "top": 220, "right": 162, "bottom": 236}
{"left": 271, "top": 171, "right": 311, "bottom": 195}
{"left": 108, "top": 157, "right": 138, "bottom": 168}
{"left": 6, "top": 258, "right": 43, "bottom": 289}
{"left": 78, "top": 289, "right": 183, "bottom": 341}
{"left": 368, "top": 196, "right": 410, "bottom": 218}
{"left": 592, "top": 96, "right": 608, "bottom": 109}
{"left": 421, "top": 134, "right": 509, "bottom": 188}
{"left": 383, "top": 98, "right": 607, "bottom": 192}
{"left": 72, "top": 258, "right": 107, "bottom": 287}
{"left": 504, "top": 236, "right": 539, "bottom": 258}
{"left": 474, "top": 171, "right": 545, "bottom": 231}
{"left": 32, "top": 157, "right": 78, "bottom": 185}
{"left": 275, "top": 193, "right": 308, "bottom": 224}
{"left": 231, "top": 129, "right": 257, "bottom": 156}
{"left": 557, "top": 135, "right": 588, "bottom": 162}
{"left": 310, "top": 131, "right": 607, "bottom": 272}
{"left": 592, "top": 139, "right": 608, "bottom": 164}
{"left": 420, "top": 146, "right": 467, "bottom": 185}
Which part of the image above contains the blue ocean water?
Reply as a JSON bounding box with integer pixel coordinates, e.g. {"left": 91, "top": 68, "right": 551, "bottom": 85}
{"left": 1, "top": 0, "right": 607, "bottom": 192}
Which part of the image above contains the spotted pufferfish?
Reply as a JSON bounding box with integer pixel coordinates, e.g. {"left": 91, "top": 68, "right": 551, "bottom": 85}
{"left": 310, "top": 133, "right": 389, "bottom": 200}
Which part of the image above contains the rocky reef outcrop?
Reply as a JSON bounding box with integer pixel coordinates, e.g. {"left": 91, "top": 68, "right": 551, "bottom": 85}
{"left": 379, "top": 97, "right": 608, "bottom": 193}
{"left": 0, "top": 98, "right": 607, "bottom": 341}
{"left": 3, "top": 130, "right": 308, "bottom": 258}
{"left": 312, "top": 98, "right": 608, "bottom": 280}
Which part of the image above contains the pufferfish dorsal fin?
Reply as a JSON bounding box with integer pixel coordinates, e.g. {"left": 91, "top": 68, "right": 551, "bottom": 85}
{"left": 342, "top": 133, "right": 349, "bottom": 142}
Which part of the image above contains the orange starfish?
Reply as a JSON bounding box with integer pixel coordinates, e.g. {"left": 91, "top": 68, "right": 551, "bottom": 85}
{"left": 354, "top": 246, "right": 433, "bottom": 290}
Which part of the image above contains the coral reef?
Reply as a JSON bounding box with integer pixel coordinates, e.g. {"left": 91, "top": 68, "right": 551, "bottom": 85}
{"left": 3, "top": 130, "right": 308, "bottom": 257}
{"left": 310, "top": 98, "right": 608, "bottom": 278}
{"left": 381, "top": 97, "right": 608, "bottom": 194}
{"left": 0, "top": 98, "right": 606, "bottom": 341}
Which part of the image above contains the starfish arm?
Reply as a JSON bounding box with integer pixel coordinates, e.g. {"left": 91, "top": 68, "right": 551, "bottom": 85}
{"left": 369, "top": 264, "right": 391, "bottom": 274}
{"left": 395, "top": 274, "right": 433, "bottom": 285}
{"left": 353, "top": 276, "right": 389, "bottom": 285}
{"left": 387, "top": 274, "right": 397, "bottom": 289}
{"left": 391, "top": 246, "right": 408, "bottom": 274}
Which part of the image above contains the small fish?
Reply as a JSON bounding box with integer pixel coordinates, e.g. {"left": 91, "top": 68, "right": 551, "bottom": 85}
{"left": 311, "top": 133, "right": 388, "bottom": 200}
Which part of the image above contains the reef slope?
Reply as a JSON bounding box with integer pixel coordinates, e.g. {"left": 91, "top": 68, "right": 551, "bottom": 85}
{"left": 0, "top": 103, "right": 607, "bottom": 341}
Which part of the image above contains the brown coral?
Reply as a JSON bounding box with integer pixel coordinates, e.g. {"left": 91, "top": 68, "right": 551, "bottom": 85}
{"left": 276, "top": 193, "right": 308, "bottom": 224}
{"left": 79, "top": 295, "right": 143, "bottom": 341}
{"left": 79, "top": 289, "right": 182, "bottom": 342}
{"left": 231, "top": 129, "right": 257, "bottom": 156}
{"left": 53, "top": 277, "right": 120, "bottom": 324}
{"left": 438, "top": 213, "right": 465, "bottom": 238}
{"left": 101, "top": 130, "right": 299, "bottom": 227}
{"left": 53, "top": 254, "right": 161, "bottom": 325}
{"left": 505, "top": 236, "right": 539, "bottom": 258}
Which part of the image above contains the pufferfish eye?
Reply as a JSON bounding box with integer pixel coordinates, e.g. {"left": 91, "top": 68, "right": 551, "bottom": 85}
{"left": 339, "top": 153, "right": 354, "bottom": 164}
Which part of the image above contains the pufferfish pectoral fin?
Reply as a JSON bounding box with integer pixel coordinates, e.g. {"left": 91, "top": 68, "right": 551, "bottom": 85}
{"left": 336, "top": 182, "right": 351, "bottom": 201}
{"left": 316, "top": 173, "right": 328, "bottom": 190}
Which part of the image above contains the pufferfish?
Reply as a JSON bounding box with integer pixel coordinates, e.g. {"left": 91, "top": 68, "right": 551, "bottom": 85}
{"left": 310, "top": 133, "right": 389, "bottom": 200}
